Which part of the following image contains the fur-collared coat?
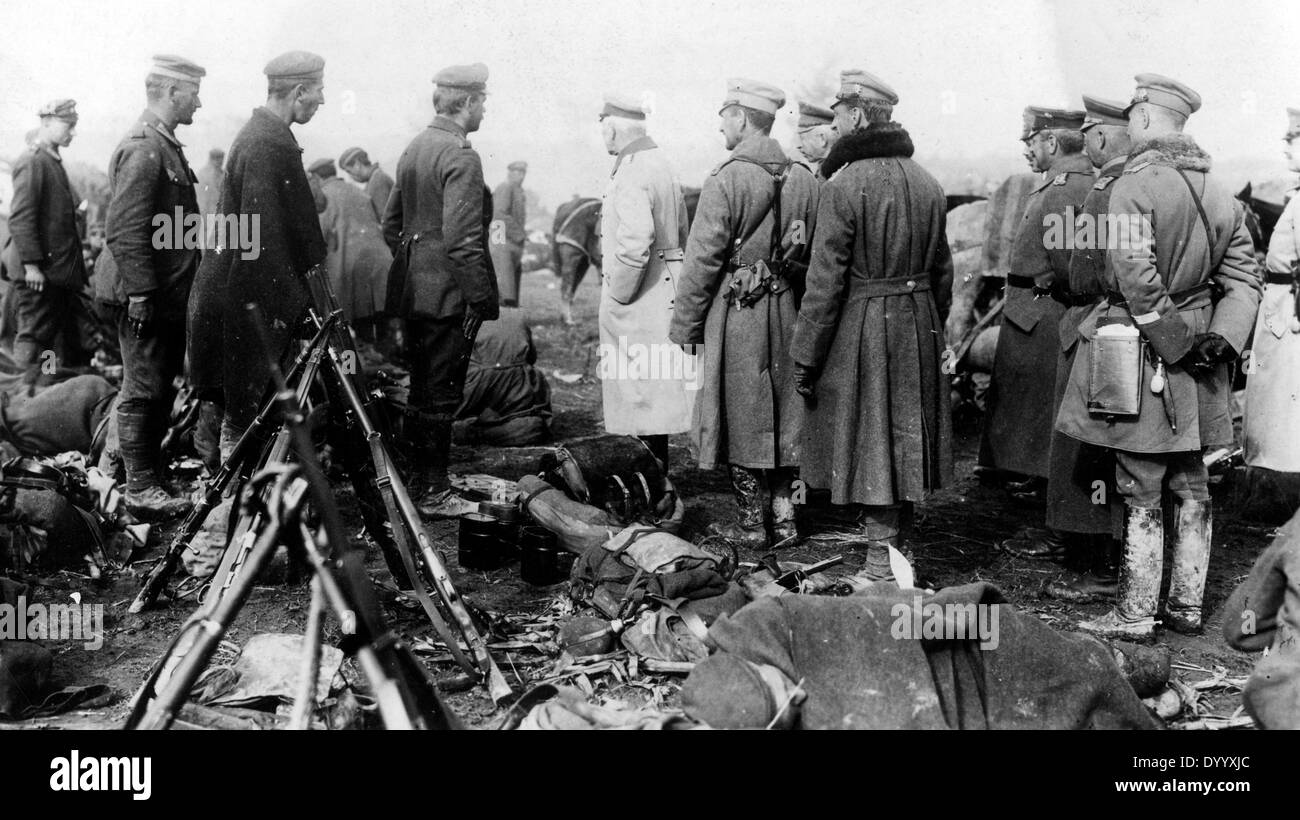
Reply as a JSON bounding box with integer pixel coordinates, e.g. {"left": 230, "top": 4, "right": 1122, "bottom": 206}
{"left": 979, "top": 152, "right": 1094, "bottom": 479}
{"left": 669, "top": 134, "right": 819, "bottom": 470}
{"left": 790, "top": 123, "right": 953, "bottom": 506}
{"left": 1056, "top": 133, "right": 1261, "bottom": 454}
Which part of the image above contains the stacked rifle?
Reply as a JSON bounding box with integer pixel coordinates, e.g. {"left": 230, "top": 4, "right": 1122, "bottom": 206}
{"left": 124, "top": 268, "right": 511, "bottom": 730}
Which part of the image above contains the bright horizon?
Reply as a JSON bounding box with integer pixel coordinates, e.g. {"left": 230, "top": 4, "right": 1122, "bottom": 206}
{"left": 2, "top": 0, "right": 1298, "bottom": 211}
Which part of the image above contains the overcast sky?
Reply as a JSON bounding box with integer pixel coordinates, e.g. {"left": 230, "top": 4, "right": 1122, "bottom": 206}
{"left": 1, "top": 0, "right": 1297, "bottom": 209}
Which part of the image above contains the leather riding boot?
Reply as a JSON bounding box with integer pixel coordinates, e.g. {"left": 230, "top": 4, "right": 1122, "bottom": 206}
{"left": 121, "top": 408, "right": 192, "bottom": 522}
{"left": 1077, "top": 505, "right": 1162, "bottom": 642}
{"left": 1044, "top": 536, "right": 1119, "bottom": 603}
{"left": 768, "top": 468, "right": 798, "bottom": 547}
{"left": 1166, "top": 499, "right": 1212, "bottom": 634}
{"left": 411, "top": 412, "right": 475, "bottom": 520}
{"left": 709, "top": 465, "right": 768, "bottom": 549}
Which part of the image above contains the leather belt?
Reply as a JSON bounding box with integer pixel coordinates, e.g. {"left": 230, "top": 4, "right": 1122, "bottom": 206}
{"left": 1105, "top": 281, "right": 1214, "bottom": 312}
{"left": 1051, "top": 290, "right": 1104, "bottom": 307}
{"left": 848, "top": 275, "right": 931, "bottom": 301}
{"left": 1006, "top": 274, "right": 1037, "bottom": 289}
{"left": 655, "top": 248, "right": 684, "bottom": 262}
{"left": 1265, "top": 272, "right": 1296, "bottom": 286}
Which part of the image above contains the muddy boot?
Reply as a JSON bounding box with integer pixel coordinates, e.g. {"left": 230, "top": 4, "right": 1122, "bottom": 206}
{"left": 1044, "top": 537, "right": 1119, "bottom": 603}
{"left": 410, "top": 412, "right": 476, "bottom": 520}
{"left": 709, "top": 465, "right": 768, "bottom": 549}
{"left": 1165, "top": 499, "right": 1211, "bottom": 635}
{"left": 768, "top": 468, "right": 798, "bottom": 547}
{"left": 120, "top": 409, "right": 192, "bottom": 522}
{"left": 1077, "top": 505, "right": 1162, "bottom": 642}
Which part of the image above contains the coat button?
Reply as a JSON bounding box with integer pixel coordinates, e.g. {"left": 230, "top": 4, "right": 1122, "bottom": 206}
{"left": 906, "top": 280, "right": 916, "bottom": 289}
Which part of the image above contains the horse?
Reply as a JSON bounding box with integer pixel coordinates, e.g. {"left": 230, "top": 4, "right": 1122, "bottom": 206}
{"left": 550, "top": 197, "right": 602, "bottom": 325}
{"left": 550, "top": 187, "right": 702, "bottom": 325}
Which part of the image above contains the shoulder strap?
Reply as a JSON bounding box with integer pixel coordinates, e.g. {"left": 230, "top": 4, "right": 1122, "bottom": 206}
{"left": 769, "top": 164, "right": 790, "bottom": 262}
{"left": 1175, "top": 169, "right": 1218, "bottom": 274}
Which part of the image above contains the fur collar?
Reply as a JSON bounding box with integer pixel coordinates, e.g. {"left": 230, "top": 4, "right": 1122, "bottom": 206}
{"left": 820, "top": 122, "right": 914, "bottom": 179}
{"left": 1127, "top": 133, "right": 1212, "bottom": 172}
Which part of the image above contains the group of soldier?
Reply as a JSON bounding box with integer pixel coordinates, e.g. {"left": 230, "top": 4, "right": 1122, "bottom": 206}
{"left": 7, "top": 49, "right": 1299, "bottom": 648}
{"left": 601, "top": 69, "right": 1297, "bottom": 646}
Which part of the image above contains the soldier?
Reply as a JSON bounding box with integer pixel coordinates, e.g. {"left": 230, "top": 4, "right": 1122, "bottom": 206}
{"left": 97, "top": 54, "right": 207, "bottom": 520}
{"left": 1058, "top": 75, "right": 1261, "bottom": 639}
{"left": 7, "top": 99, "right": 88, "bottom": 371}
{"left": 1041, "top": 95, "right": 1134, "bottom": 602}
{"left": 792, "top": 101, "right": 835, "bottom": 177}
{"left": 790, "top": 69, "right": 953, "bottom": 579}
{"left": 980, "top": 107, "right": 1093, "bottom": 508}
{"left": 669, "top": 79, "right": 818, "bottom": 549}
{"left": 186, "top": 51, "right": 329, "bottom": 568}
{"left": 1241, "top": 108, "right": 1300, "bottom": 474}
{"left": 491, "top": 160, "right": 528, "bottom": 307}
{"left": 596, "top": 93, "right": 694, "bottom": 473}
{"left": 384, "top": 63, "right": 499, "bottom": 519}
{"left": 308, "top": 157, "right": 391, "bottom": 330}
{"left": 339, "top": 146, "right": 395, "bottom": 224}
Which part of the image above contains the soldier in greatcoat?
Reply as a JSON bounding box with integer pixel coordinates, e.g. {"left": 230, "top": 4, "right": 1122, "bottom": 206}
{"left": 790, "top": 70, "right": 953, "bottom": 580}
{"left": 1058, "top": 75, "right": 1261, "bottom": 640}
{"left": 185, "top": 51, "right": 330, "bottom": 571}
{"left": 595, "top": 93, "right": 695, "bottom": 474}
{"left": 1241, "top": 108, "right": 1300, "bottom": 474}
{"left": 979, "top": 106, "right": 1094, "bottom": 503}
{"left": 1040, "top": 95, "right": 1133, "bottom": 603}
{"left": 308, "top": 158, "right": 392, "bottom": 329}
{"left": 669, "top": 78, "right": 818, "bottom": 549}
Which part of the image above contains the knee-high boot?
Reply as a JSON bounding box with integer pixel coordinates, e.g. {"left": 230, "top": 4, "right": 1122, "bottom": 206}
{"left": 1077, "top": 504, "right": 1162, "bottom": 641}
{"left": 1166, "top": 499, "right": 1212, "bottom": 634}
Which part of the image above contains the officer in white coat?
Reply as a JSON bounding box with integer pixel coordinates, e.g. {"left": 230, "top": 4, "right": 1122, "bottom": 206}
{"left": 1243, "top": 107, "right": 1300, "bottom": 473}
{"left": 596, "top": 93, "right": 695, "bottom": 470}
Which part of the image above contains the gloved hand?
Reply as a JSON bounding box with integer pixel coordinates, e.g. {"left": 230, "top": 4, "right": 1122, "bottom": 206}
{"left": 127, "top": 296, "right": 154, "bottom": 339}
{"left": 1182, "top": 332, "right": 1235, "bottom": 378}
{"left": 470, "top": 297, "right": 499, "bottom": 323}
{"left": 463, "top": 304, "right": 485, "bottom": 342}
{"left": 793, "top": 363, "right": 818, "bottom": 399}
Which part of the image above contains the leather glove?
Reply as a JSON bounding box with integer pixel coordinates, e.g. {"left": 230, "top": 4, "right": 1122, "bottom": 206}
{"left": 1182, "top": 332, "right": 1235, "bottom": 378}
{"left": 127, "top": 296, "right": 154, "bottom": 339}
{"left": 471, "top": 298, "right": 499, "bottom": 323}
{"left": 793, "top": 363, "right": 818, "bottom": 399}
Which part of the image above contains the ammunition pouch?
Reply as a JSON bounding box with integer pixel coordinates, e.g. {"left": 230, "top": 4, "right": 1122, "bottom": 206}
{"left": 723, "top": 259, "right": 793, "bottom": 308}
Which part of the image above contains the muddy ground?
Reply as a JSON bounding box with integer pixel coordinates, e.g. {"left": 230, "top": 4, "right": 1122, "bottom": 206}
{"left": 3, "top": 266, "right": 1280, "bottom": 730}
